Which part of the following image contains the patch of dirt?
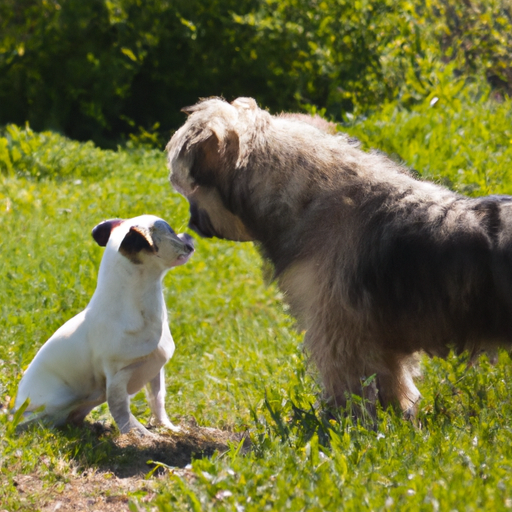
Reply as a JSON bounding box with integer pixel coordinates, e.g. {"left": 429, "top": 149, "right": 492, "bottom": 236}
{"left": 12, "top": 470, "right": 158, "bottom": 512}
{"left": 109, "top": 420, "right": 249, "bottom": 478}
{"left": 10, "top": 418, "right": 251, "bottom": 512}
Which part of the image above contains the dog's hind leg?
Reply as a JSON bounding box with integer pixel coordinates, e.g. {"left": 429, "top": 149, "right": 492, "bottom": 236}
{"left": 313, "top": 347, "right": 377, "bottom": 417}
{"left": 376, "top": 353, "right": 422, "bottom": 418}
{"left": 145, "top": 369, "right": 180, "bottom": 432}
{"left": 305, "top": 324, "right": 379, "bottom": 416}
{"left": 66, "top": 393, "right": 106, "bottom": 426}
{"left": 66, "top": 405, "right": 96, "bottom": 426}
{"left": 15, "top": 374, "right": 80, "bottom": 429}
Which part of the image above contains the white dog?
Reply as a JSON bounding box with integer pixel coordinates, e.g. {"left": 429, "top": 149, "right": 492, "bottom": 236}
{"left": 14, "top": 215, "right": 194, "bottom": 436}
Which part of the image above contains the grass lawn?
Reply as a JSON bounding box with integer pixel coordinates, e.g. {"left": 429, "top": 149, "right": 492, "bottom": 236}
{"left": 1, "top": 91, "right": 512, "bottom": 511}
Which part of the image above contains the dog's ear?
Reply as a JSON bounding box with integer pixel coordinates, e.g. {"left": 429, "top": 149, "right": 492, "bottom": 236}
{"left": 181, "top": 105, "right": 197, "bottom": 116}
{"left": 231, "top": 97, "right": 258, "bottom": 111}
{"left": 176, "top": 98, "right": 238, "bottom": 154}
{"left": 181, "top": 96, "right": 224, "bottom": 116}
{"left": 167, "top": 98, "right": 241, "bottom": 195}
{"left": 188, "top": 130, "right": 240, "bottom": 189}
{"left": 92, "top": 219, "right": 124, "bottom": 247}
{"left": 119, "top": 226, "right": 155, "bottom": 260}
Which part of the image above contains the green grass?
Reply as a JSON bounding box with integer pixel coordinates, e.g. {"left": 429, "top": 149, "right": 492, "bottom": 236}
{"left": 2, "top": 90, "right": 512, "bottom": 510}
{"left": 344, "top": 84, "right": 512, "bottom": 197}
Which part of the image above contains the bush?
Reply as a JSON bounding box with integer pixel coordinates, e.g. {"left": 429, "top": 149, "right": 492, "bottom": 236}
{"left": 0, "top": 0, "right": 511, "bottom": 147}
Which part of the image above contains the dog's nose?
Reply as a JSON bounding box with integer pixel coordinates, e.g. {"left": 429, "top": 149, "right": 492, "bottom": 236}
{"left": 178, "top": 233, "right": 194, "bottom": 253}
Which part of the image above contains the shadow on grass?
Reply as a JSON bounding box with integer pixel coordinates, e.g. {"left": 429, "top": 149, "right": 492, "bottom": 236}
{"left": 60, "top": 418, "right": 251, "bottom": 478}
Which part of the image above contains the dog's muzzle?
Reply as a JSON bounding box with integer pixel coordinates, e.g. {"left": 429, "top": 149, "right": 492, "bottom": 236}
{"left": 189, "top": 202, "right": 217, "bottom": 238}
{"left": 177, "top": 233, "right": 195, "bottom": 254}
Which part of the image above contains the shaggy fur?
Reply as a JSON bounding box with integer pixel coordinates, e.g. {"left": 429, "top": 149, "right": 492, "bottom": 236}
{"left": 166, "top": 96, "right": 512, "bottom": 416}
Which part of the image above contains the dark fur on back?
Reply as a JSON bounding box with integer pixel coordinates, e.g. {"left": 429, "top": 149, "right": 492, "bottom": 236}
{"left": 167, "top": 96, "right": 512, "bottom": 415}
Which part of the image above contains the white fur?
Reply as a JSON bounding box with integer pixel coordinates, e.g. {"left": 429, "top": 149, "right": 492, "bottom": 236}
{"left": 14, "top": 215, "right": 194, "bottom": 436}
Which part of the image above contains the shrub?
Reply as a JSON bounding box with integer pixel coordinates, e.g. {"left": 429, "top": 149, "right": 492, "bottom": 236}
{"left": 1, "top": 0, "right": 511, "bottom": 146}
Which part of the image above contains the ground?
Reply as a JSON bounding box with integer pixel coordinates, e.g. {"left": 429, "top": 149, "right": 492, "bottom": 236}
{"left": 5, "top": 418, "right": 250, "bottom": 511}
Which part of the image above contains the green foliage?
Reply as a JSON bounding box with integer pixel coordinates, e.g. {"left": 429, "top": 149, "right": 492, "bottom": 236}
{"left": 0, "top": 0, "right": 273, "bottom": 146}
{"left": 148, "top": 358, "right": 512, "bottom": 511}
{"left": 0, "top": 123, "right": 127, "bottom": 179}
{"left": 345, "top": 81, "right": 512, "bottom": 196}
{"left": 1, "top": 0, "right": 511, "bottom": 146}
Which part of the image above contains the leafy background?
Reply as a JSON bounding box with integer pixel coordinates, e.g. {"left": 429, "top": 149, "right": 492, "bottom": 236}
{"left": 1, "top": 0, "right": 511, "bottom": 146}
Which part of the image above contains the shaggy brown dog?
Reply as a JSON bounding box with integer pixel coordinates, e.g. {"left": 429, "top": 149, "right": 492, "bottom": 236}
{"left": 166, "top": 96, "right": 512, "bottom": 416}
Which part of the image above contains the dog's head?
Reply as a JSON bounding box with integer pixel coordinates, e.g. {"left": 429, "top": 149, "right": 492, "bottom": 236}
{"left": 166, "top": 97, "right": 265, "bottom": 242}
{"left": 92, "top": 215, "right": 194, "bottom": 269}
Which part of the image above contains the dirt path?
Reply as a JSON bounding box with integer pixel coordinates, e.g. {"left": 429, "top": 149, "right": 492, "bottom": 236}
{"left": 7, "top": 420, "right": 250, "bottom": 511}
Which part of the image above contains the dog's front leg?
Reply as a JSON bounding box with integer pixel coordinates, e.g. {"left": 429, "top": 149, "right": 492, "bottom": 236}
{"left": 146, "top": 369, "right": 181, "bottom": 432}
{"left": 107, "top": 366, "right": 152, "bottom": 436}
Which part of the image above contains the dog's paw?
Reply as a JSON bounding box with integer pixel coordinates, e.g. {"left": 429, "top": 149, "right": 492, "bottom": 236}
{"left": 130, "top": 424, "right": 156, "bottom": 437}
{"left": 117, "top": 416, "right": 155, "bottom": 437}
{"left": 158, "top": 419, "right": 181, "bottom": 433}
{"left": 147, "top": 414, "right": 182, "bottom": 433}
